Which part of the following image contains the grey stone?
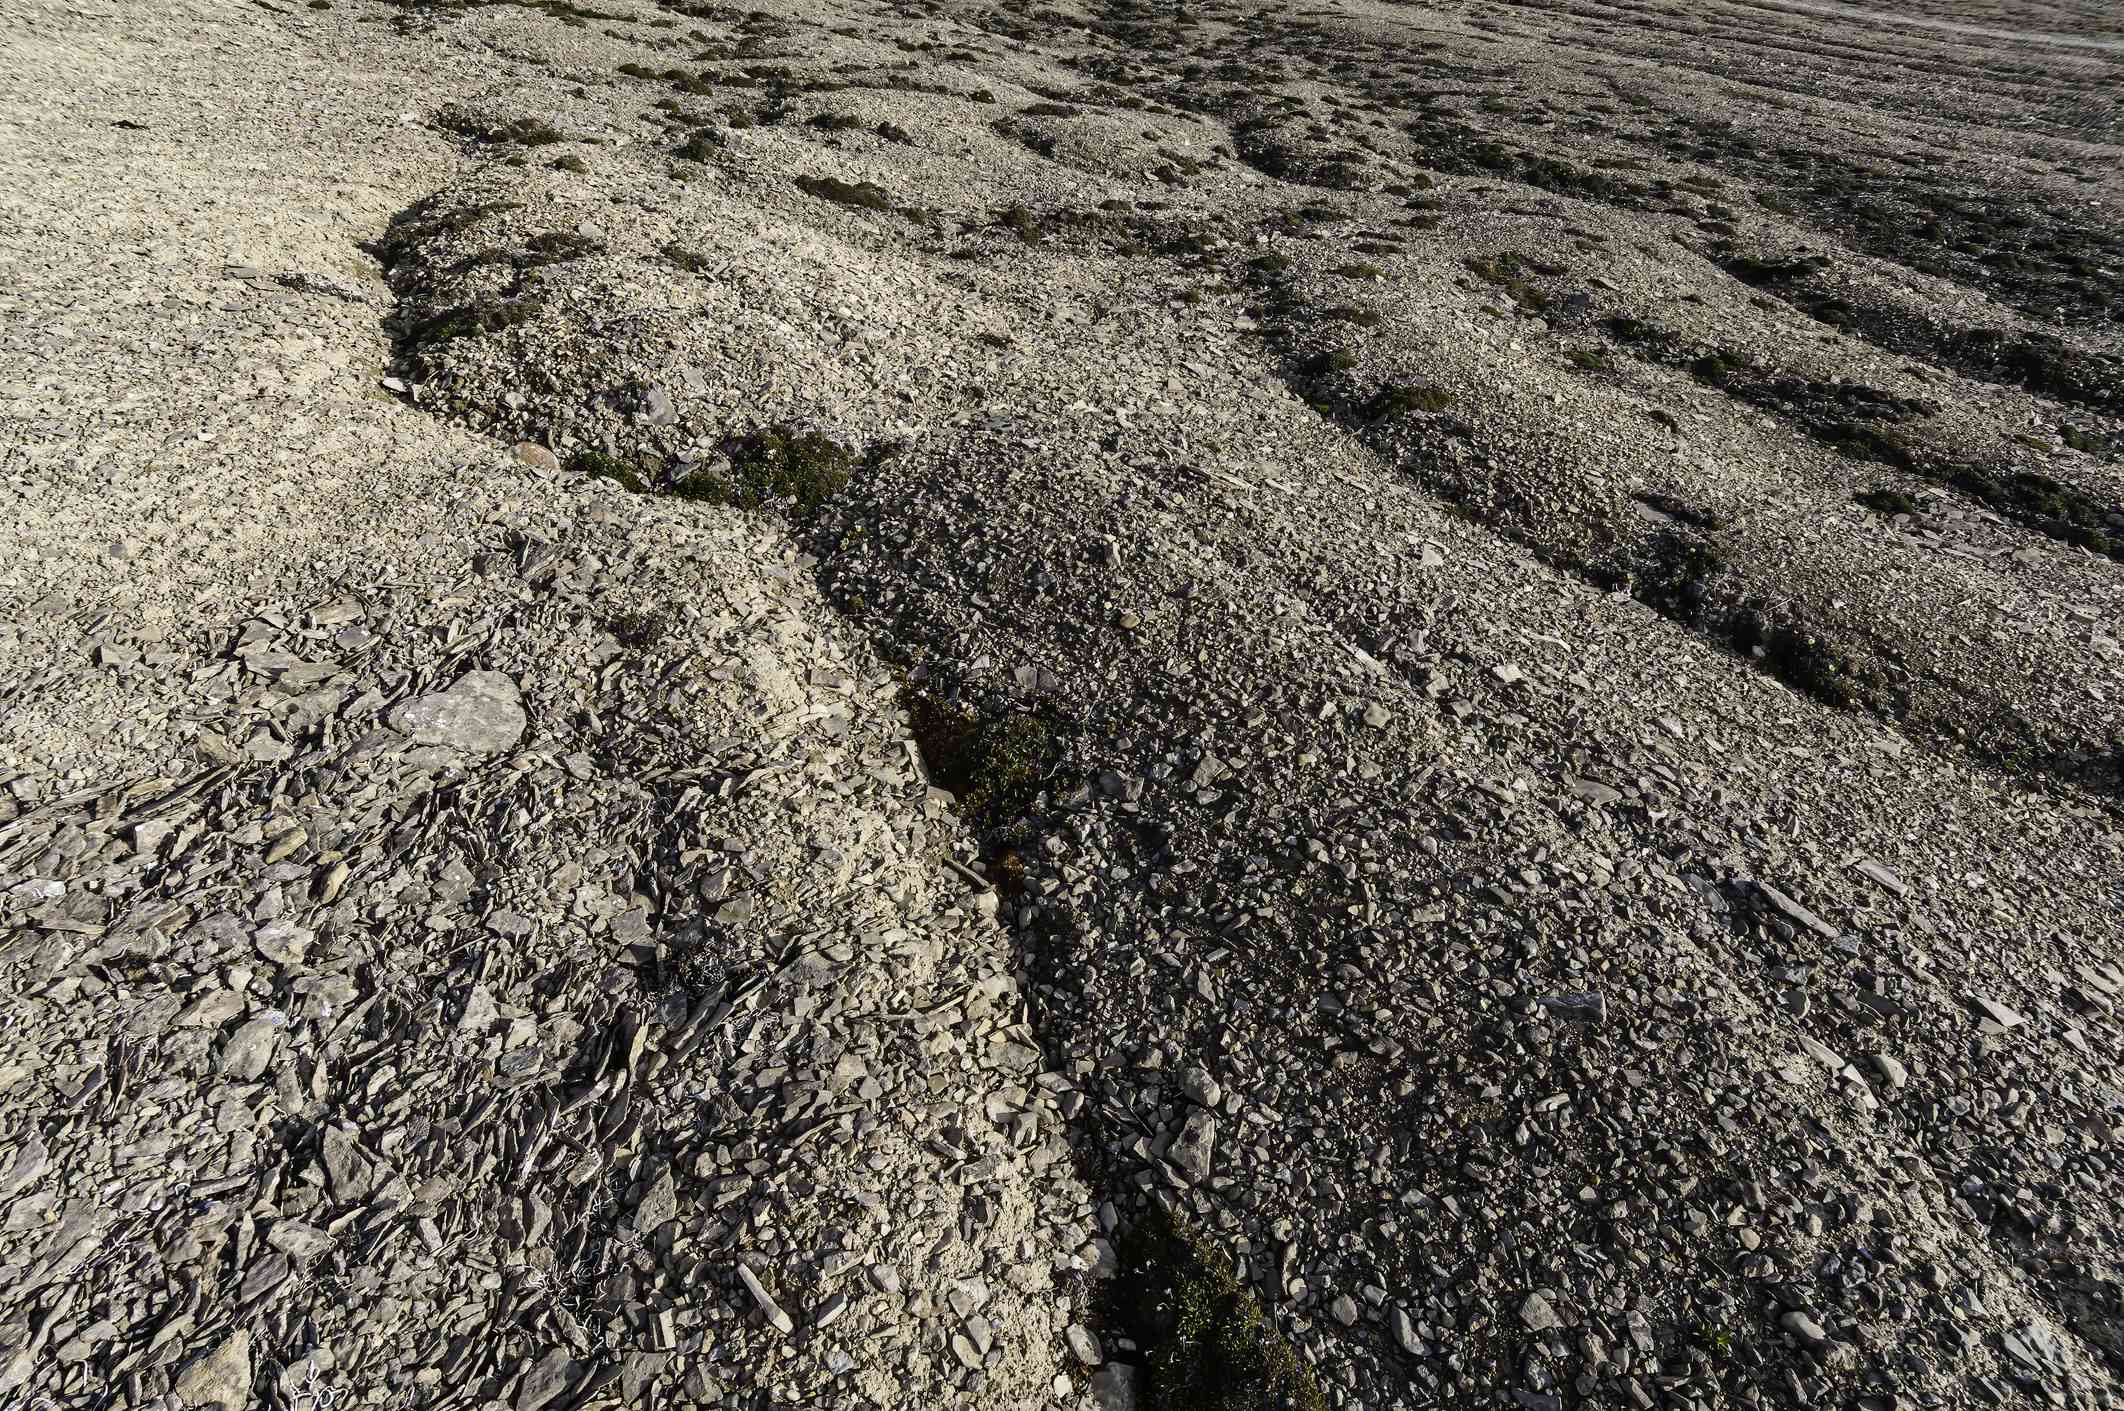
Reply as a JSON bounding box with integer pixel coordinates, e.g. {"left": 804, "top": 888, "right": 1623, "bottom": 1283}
{"left": 1537, "top": 992, "right": 1605, "bottom": 1024}
{"left": 1754, "top": 881, "right": 1840, "bottom": 940}
{"left": 0, "top": 1139, "right": 49, "bottom": 1200}
{"left": 1968, "top": 995, "right": 2028, "bottom": 1030}
{"left": 1180, "top": 1065, "right": 1222, "bottom": 1108}
{"left": 631, "top": 1168, "right": 677, "bottom": 1235}
{"left": 386, "top": 670, "right": 526, "bottom": 755}
{"left": 514, "top": 442, "right": 560, "bottom": 473}
{"left": 220, "top": 1015, "right": 280, "bottom": 1081}
{"left": 321, "top": 1126, "right": 374, "bottom": 1202}
{"left": 172, "top": 1330, "right": 251, "bottom": 1410}
{"left": 457, "top": 983, "right": 499, "bottom": 1033}
{"left": 738, "top": 1262, "right": 794, "bottom": 1336}
{"left": 1780, "top": 1310, "right": 1829, "bottom": 1346}
{"left": 1170, "top": 1110, "right": 1217, "bottom": 1184}
{"left": 1519, "top": 1292, "right": 1563, "bottom": 1332}
{"left": 514, "top": 1349, "right": 577, "bottom": 1411}
{"left": 1392, "top": 1306, "right": 1420, "bottom": 1355}
{"left": 266, "top": 1219, "right": 331, "bottom": 1259}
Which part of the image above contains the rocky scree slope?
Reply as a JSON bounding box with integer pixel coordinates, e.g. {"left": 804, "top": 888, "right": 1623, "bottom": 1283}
{"left": 5, "top": 0, "right": 2124, "bottom": 1408}
{"left": 3, "top": 4, "right": 1095, "bottom": 1411}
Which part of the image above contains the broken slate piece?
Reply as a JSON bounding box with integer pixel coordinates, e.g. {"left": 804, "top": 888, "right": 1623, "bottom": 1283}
{"left": 220, "top": 1015, "right": 281, "bottom": 1081}
{"left": 0, "top": 1138, "right": 48, "bottom": 1200}
{"left": 1537, "top": 992, "right": 1606, "bottom": 1024}
{"left": 1753, "top": 880, "right": 1840, "bottom": 940}
{"left": 172, "top": 1330, "right": 251, "bottom": 1411}
{"left": 1967, "top": 995, "right": 2028, "bottom": 1031}
{"left": 1852, "top": 858, "right": 1908, "bottom": 897}
{"left": 386, "top": 670, "right": 527, "bottom": 755}
{"left": 514, "top": 1349, "right": 577, "bottom": 1411}
{"left": 1169, "top": 1111, "right": 1216, "bottom": 1185}
{"left": 266, "top": 1219, "right": 332, "bottom": 1260}
{"left": 1519, "top": 1292, "right": 1563, "bottom": 1332}
{"left": 737, "top": 1263, "right": 795, "bottom": 1336}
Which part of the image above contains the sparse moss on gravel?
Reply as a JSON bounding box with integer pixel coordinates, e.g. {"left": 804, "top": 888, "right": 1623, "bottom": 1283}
{"left": 568, "top": 449, "right": 647, "bottom": 492}
{"left": 795, "top": 173, "right": 892, "bottom": 209}
{"left": 670, "top": 425, "right": 857, "bottom": 518}
{"left": 1366, "top": 382, "right": 1454, "bottom": 417}
{"left": 1105, "top": 1206, "right": 1327, "bottom": 1411}
{"left": 904, "top": 692, "right": 1055, "bottom": 828}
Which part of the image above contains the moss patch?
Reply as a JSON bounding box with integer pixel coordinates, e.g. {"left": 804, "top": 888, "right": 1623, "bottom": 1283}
{"left": 1855, "top": 488, "right": 1921, "bottom": 517}
{"left": 905, "top": 693, "right": 1055, "bottom": 828}
{"left": 795, "top": 174, "right": 893, "bottom": 209}
{"left": 1105, "top": 1206, "right": 1327, "bottom": 1411}
{"left": 1366, "top": 382, "right": 1455, "bottom": 417}
{"left": 673, "top": 426, "right": 856, "bottom": 518}
{"left": 662, "top": 242, "right": 715, "bottom": 273}
{"left": 569, "top": 449, "right": 647, "bottom": 492}
{"left": 402, "top": 296, "right": 544, "bottom": 347}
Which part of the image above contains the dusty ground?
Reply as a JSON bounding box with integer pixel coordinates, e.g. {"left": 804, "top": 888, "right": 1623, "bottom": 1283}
{"left": 2, "top": 0, "right": 2122, "bottom": 1408}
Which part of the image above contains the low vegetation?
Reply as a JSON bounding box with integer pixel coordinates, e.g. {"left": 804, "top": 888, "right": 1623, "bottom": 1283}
{"left": 672, "top": 426, "right": 858, "bottom": 518}
{"left": 1104, "top": 1206, "right": 1327, "bottom": 1411}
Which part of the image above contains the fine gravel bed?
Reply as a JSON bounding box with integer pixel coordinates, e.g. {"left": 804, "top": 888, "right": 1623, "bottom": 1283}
{"left": 2, "top": 0, "right": 2123, "bottom": 1410}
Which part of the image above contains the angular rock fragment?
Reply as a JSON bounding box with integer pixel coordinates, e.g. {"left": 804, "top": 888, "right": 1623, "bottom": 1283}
{"left": 172, "top": 1330, "right": 251, "bottom": 1411}
{"left": 386, "top": 670, "right": 527, "bottom": 755}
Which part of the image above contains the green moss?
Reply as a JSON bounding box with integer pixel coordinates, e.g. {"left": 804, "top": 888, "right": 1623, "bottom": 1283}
{"left": 672, "top": 425, "right": 855, "bottom": 518}
{"left": 1566, "top": 349, "right": 1612, "bottom": 372}
{"left": 1688, "top": 350, "right": 1751, "bottom": 387}
{"left": 662, "top": 242, "right": 715, "bottom": 273}
{"left": 1855, "top": 487, "right": 1921, "bottom": 517}
{"left": 1463, "top": 251, "right": 1552, "bottom": 313}
{"left": 1321, "top": 305, "right": 1384, "bottom": 328}
{"left": 500, "top": 117, "right": 565, "bottom": 146}
{"left": 1753, "top": 620, "right": 1868, "bottom": 709}
{"left": 1247, "top": 251, "right": 1292, "bottom": 275}
{"left": 999, "top": 204, "right": 1046, "bottom": 244}
{"left": 1601, "top": 316, "right": 1685, "bottom": 357}
{"left": 553, "top": 154, "right": 591, "bottom": 174}
{"left": 569, "top": 450, "right": 647, "bottom": 492}
{"left": 809, "top": 111, "right": 862, "bottom": 131}
{"left": 676, "top": 128, "right": 725, "bottom": 161}
{"left": 521, "top": 231, "right": 602, "bottom": 266}
{"left": 905, "top": 693, "right": 1055, "bottom": 827}
{"left": 875, "top": 120, "right": 914, "bottom": 144}
{"left": 1105, "top": 1206, "right": 1327, "bottom": 1411}
{"left": 1330, "top": 261, "right": 1384, "bottom": 279}
{"left": 2062, "top": 423, "right": 2119, "bottom": 457}
{"left": 1367, "top": 382, "right": 1455, "bottom": 417}
{"left": 795, "top": 174, "right": 893, "bottom": 209}
{"left": 1630, "top": 531, "right": 1728, "bottom": 626}
{"left": 375, "top": 199, "right": 524, "bottom": 271}
{"left": 1300, "top": 348, "right": 1357, "bottom": 377}
{"left": 402, "top": 296, "right": 544, "bottom": 347}
{"left": 1724, "top": 252, "right": 1833, "bottom": 285}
